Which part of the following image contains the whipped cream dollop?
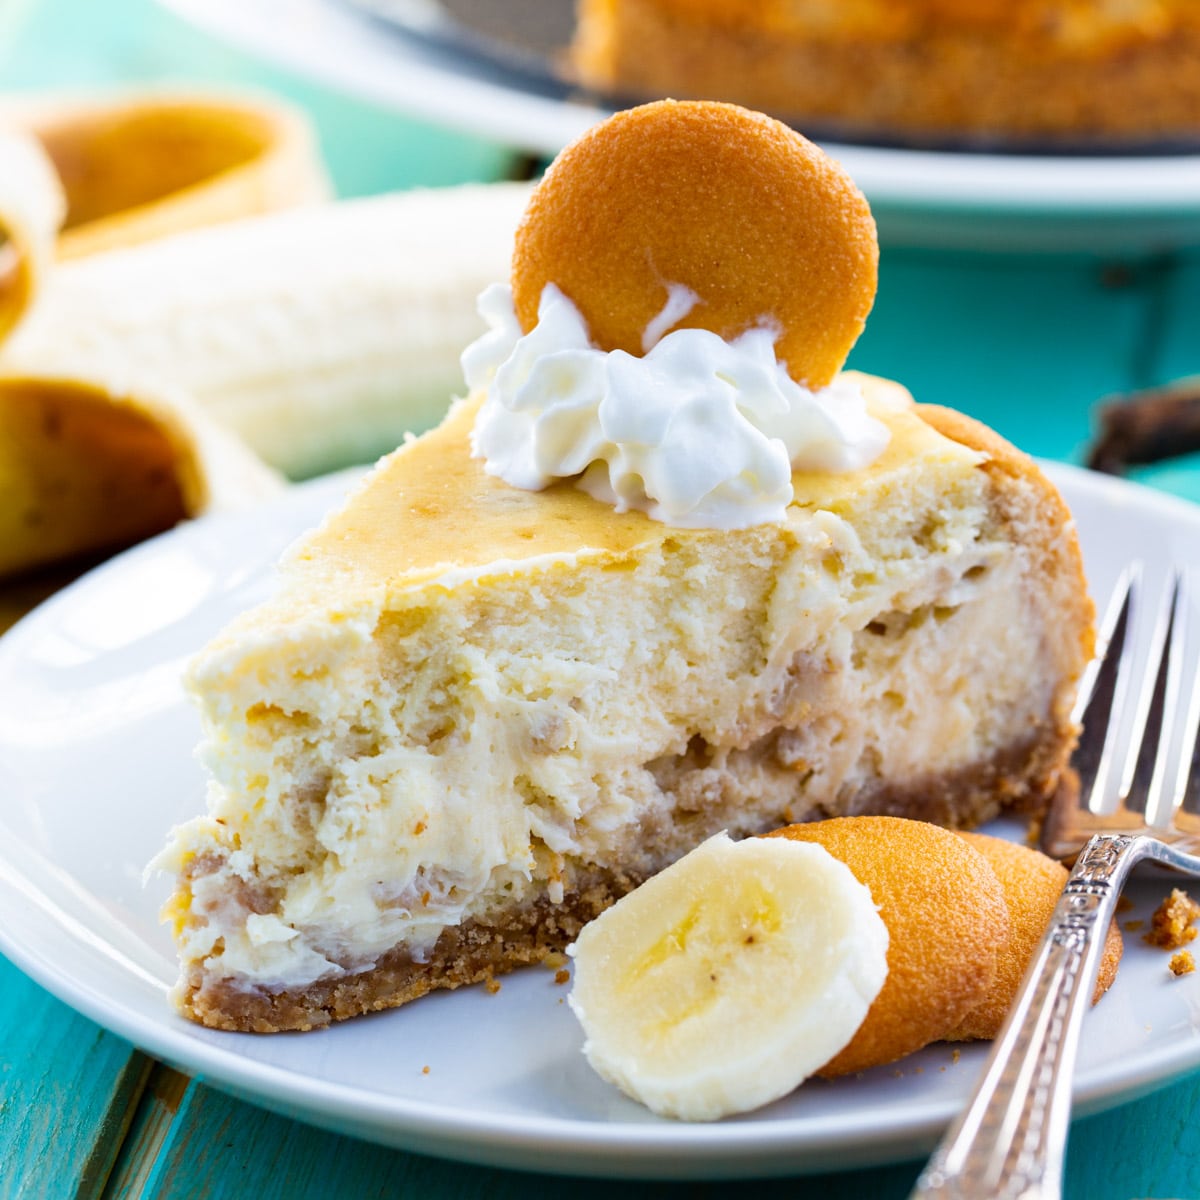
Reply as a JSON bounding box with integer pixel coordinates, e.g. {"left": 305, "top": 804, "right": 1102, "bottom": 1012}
{"left": 464, "top": 283, "right": 890, "bottom": 529}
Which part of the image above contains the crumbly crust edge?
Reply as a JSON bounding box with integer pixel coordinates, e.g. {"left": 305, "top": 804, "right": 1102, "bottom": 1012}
{"left": 180, "top": 735, "right": 1079, "bottom": 1032}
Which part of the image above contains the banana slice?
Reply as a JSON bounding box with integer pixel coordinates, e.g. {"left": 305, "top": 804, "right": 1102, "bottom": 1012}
{"left": 567, "top": 831, "right": 888, "bottom": 1121}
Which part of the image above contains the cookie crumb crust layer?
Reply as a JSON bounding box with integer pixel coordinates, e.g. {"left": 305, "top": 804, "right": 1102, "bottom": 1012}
{"left": 180, "top": 733, "right": 1071, "bottom": 1033}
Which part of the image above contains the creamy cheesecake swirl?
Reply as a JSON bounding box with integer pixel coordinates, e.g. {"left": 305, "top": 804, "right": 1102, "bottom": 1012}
{"left": 465, "top": 283, "right": 889, "bottom": 530}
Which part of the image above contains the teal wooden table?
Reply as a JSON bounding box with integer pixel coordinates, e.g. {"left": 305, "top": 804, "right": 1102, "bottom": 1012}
{"left": 4, "top": 3, "right": 1200, "bottom": 1197}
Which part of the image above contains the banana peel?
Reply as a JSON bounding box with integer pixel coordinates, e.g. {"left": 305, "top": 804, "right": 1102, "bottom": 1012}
{"left": 0, "top": 371, "right": 282, "bottom": 589}
{"left": 0, "top": 131, "right": 64, "bottom": 344}
{"left": 1, "top": 88, "right": 330, "bottom": 260}
{"left": 0, "top": 87, "right": 336, "bottom": 599}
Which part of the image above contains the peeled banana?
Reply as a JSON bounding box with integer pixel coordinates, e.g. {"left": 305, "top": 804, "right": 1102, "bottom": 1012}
{"left": 2, "top": 181, "right": 534, "bottom": 479}
{"left": 567, "top": 831, "right": 889, "bottom": 1121}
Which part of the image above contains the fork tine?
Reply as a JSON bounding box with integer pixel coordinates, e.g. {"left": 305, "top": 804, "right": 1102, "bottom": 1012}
{"left": 1080, "top": 564, "right": 1140, "bottom": 814}
{"left": 1062, "top": 568, "right": 1131, "bottom": 827}
{"left": 1087, "top": 562, "right": 1175, "bottom": 816}
{"left": 1042, "top": 563, "right": 1200, "bottom": 860}
{"left": 1146, "top": 569, "right": 1200, "bottom": 828}
{"left": 1070, "top": 562, "right": 1135, "bottom": 729}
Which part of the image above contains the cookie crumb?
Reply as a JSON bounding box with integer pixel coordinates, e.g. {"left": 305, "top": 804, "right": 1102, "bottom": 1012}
{"left": 1170, "top": 950, "right": 1195, "bottom": 977}
{"left": 421, "top": 1065, "right": 430, "bottom": 1075}
{"left": 1144, "top": 888, "right": 1200, "bottom": 949}
{"left": 554, "top": 969, "right": 570, "bottom": 985}
{"left": 543, "top": 951, "right": 569, "bottom": 969}
{"left": 1024, "top": 814, "right": 1044, "bottom": 848}
{"left": 951, "top": 1049, "right": 961, "bottom": 1064}
{"left": 484, "top": 976, "right": 502, "bottom": 995}
{"left": 1123, "top": 919, "right": 1145, "bottom": 932}
{"left": 1116, "top": 894, "right": 1135, "bottom": 914}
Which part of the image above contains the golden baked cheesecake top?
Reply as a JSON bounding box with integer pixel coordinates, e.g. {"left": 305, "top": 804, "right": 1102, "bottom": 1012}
{"left": 251, "top": 377, "right": 973, "bottom": 605}
{"left": 198, "top": 100, "right": 967, "bottom": 633}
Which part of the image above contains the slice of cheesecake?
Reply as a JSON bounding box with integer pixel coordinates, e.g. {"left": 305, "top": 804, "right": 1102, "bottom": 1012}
{"left": 570, "top": 0, "right": 1200, "bottom": 146}
{"left": 159, "top": 373, "right": 1092, "bottom": 1031}
{"left": 159, "top": 100, "right": 1093, "bottom": 1033}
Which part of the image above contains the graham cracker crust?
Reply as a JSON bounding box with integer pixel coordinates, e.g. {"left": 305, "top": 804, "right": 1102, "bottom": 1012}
{"left": 179, "top": 875, "right": 636, "bottom": 1033}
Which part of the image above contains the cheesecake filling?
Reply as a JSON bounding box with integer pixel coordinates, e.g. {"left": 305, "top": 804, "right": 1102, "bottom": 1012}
{"left": 465, "top": 283, "right": 890, "bottom": 529}
{"left": 159, "top": 425, "right": 1070, "bottom": 997}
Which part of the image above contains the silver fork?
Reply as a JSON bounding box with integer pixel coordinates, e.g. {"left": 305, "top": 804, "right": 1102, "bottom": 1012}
{"left": 910, "top": 562, "right": 1200, "bottom": 1200}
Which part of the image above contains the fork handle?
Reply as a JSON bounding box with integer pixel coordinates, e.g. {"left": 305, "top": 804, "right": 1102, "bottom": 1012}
{"left": 910, "top": 834, "right": 1145, "bottom": 1200}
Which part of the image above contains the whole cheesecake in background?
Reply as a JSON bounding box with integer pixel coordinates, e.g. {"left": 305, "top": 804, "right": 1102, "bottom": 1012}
{"left": 156, "top": 101, "right": 1094, "bottom": 1033}
{"left": 571, "top": 0, "right": 1200, "bottom": 146}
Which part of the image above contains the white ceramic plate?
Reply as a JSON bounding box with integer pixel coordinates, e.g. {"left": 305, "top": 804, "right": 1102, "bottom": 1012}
{"left": 3, "top": 463, "right": 1200, "bottom": 1180}
{"left": 160, "top": 0, "right": 1200, "bottom": 252}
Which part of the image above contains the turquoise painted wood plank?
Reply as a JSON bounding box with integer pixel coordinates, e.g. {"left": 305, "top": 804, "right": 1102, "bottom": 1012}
{"left": 1073, "top": 250, "right": 1200, "bottom": 505}
{"left": 102, "top": 1066, "right": 191, "bottom": 1200}
{"left": 1137, "top": 250, "right": 1200, "bottom": 389}
{"left": 0, "top": 955, "right": 150, "bottom": 1200}
{"left": 105, "top": 1070, "right": 917, "bottom": 1200}
{"left": 97, "top": 1063, "right": 1200, "bottom": 1200}
{"left": 849, "top": 247, "right": 1167, "bottom": 464}
{"left": 1063, "top": 1073, "right": 1200, "bottom": 1200}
